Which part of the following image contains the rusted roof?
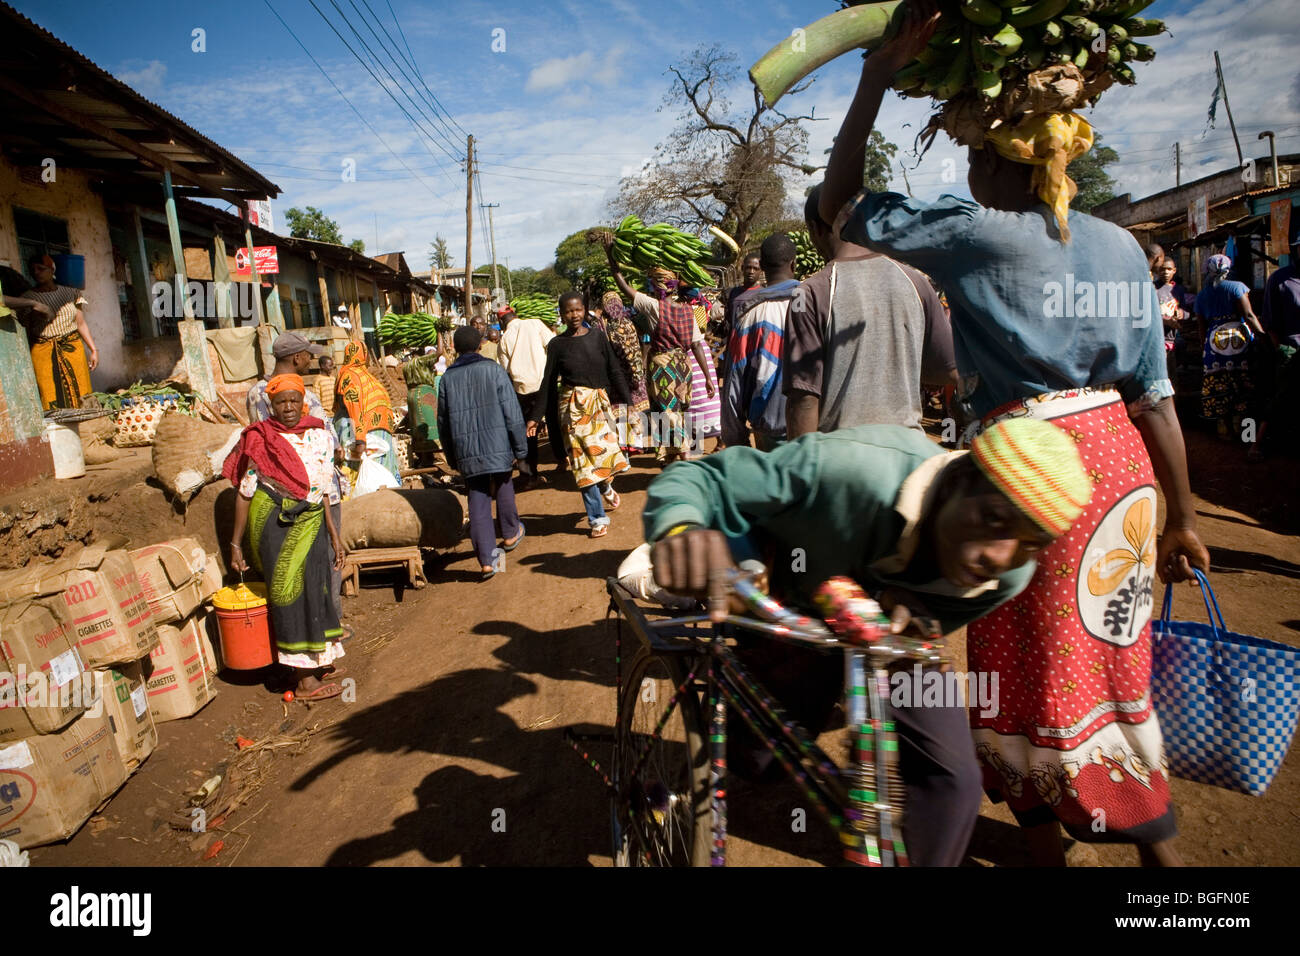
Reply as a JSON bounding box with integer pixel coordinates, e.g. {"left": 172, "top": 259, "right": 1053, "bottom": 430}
{"left": 0, "top": 2, "right": 279, "bottom": 201}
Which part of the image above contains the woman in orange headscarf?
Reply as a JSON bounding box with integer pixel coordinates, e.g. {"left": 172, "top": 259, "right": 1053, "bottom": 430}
{"left": 333, "top": 341, "right": 400, "bottom": 482}
{"left": 225, "top": 374, "right": 347, "bottom": 700}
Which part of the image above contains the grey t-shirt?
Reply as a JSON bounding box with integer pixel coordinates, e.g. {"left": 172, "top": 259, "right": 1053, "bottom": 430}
{"left": 784, "top": 253, "right": 955, "bottom": 432}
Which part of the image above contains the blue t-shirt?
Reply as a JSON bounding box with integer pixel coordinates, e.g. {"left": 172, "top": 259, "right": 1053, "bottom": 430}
{"left": 840, "top": 191, "right": 1172, "bottom": 418}
{"left": 1195, "top": 280, "right": 1249, "bottom": 324}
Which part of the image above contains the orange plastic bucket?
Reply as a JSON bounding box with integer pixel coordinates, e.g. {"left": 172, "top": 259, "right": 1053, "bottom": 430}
{"left": 212, "top": 582, "right": 274, "bottom": 670}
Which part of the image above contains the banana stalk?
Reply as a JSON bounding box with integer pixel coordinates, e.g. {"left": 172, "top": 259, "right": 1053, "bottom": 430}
{"left": 749, "top": 1, "right": 902, "bottom": 106}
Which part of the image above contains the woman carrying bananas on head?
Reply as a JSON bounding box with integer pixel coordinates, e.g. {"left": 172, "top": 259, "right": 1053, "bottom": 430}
{"left": 602, "top": 234, "right": 717, "bottom": 464}
{"left": 818, "top": 0, "right": 1209, "bottom": 867}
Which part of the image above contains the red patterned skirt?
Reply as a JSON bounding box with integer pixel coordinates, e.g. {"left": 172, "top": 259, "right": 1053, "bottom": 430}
{"left": 967, "top": 387, "right": 1175, "bottom": 844}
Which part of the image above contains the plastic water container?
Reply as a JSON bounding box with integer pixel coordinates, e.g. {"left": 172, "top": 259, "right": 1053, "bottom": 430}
{"left": 43, "top": 421, "right": 85, "bottom": 479}
{"left": 212, "top": 582, "right": 274, "bottom": 670}
{"left": 50, "top": 253, "right": 85, "bottom": 289}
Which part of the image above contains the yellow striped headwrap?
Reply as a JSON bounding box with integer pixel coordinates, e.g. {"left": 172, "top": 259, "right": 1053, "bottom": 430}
{"left": 969, "top": 418, "right": 1092, "bottom": 537}
{"left": 984, "top": 113, "right": 1094, "bottom": 243}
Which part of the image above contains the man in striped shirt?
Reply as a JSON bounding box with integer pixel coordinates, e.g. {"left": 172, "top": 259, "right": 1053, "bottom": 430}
{"left": 722, "top": 234, "right": 799, "bottom": 450}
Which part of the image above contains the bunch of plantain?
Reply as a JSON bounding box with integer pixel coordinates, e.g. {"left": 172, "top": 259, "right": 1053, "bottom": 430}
{"left": 377, "top": 311, "right": 452, "bottom": 349}
{"left": 602, "top": 215, "right": 716, "bottom": 289}
{"left": 890, "top": 0, "right": 1163, "bottom": 102}
{"left": 753, "top": 0, "right": 1165, "bottom": 112}
{"left": 508, "top": 293, "right": 559, "bottom": 323}
{"left": 791, "top": 231, "right": 826, "bottom": 280}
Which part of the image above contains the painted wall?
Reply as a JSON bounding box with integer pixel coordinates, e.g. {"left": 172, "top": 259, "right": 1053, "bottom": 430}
{"left": 0, "top": 159, "right": 124, "bottom": 393}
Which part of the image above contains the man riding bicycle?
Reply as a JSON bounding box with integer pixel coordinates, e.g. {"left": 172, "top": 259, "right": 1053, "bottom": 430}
{"left": 642, "top": 419, "right": 1092, "bottom": 865}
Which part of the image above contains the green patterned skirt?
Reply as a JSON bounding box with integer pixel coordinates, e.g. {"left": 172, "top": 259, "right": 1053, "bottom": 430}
{"left": 247, "top": 486, "right": 342, "bottom": 656}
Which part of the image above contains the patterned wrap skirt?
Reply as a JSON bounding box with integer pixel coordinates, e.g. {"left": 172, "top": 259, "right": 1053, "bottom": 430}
{"left": 407, "top": 383, "right": 439, "bottom": 450}
{"left": 966, "top": 387, "right": 1175, "bottom": 844}
{"left": 31, "top": 331, "right": 92, "bottom": 410}
{"left": 558, "top": 385, "right": 630, "bottom": 489}
{"left": 648, "top": 349, "right": 691, "bottom": 450}
{"left": 1200, "top": 317, "right": 1253, "bottom": 420}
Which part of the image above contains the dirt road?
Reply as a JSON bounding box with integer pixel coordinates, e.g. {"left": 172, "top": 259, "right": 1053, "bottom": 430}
{"left": 30, "top": 427, "right": 1300, "bottom": 867}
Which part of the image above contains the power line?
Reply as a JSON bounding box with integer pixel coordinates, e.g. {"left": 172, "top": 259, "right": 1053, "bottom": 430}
{"left": 345, "top": 0, "right": 464, "bottom": 155}
{"left": 312, "top": 0, "right": 464, "bottom": 177}
{"left": 261, "top": 0, "right": 448, "bottom": 205}
{"left": 379, "top": 0, "right": 470, "bottom": 140}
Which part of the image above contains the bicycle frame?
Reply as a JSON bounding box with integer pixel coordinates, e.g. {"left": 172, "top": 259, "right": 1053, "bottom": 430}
{"left": 566, "top": 576, "right": 947, "bottom": 867}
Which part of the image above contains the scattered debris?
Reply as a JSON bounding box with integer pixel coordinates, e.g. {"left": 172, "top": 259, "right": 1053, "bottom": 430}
{"left": 202, "top": 839, "right": 224, "bottom": 860}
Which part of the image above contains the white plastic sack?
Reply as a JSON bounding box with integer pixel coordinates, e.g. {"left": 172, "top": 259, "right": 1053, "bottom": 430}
{"left": 354, "top": 456, "right": 400, "bottom": 497}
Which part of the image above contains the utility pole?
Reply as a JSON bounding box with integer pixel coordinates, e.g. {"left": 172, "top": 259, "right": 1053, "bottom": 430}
{"left": 504, "top": 257, "right": 513, "bottom": 300}
{"left": 464, "top": 134, "right": 474, "bottom": 322}
{"left": 482, "top": 201, "right": 501, "bottom": 305}
{"left": 1174, "top": 142, "right": 1181, "bottom": 187}
{"left": 1213, "top": 52, "right": 1244, "bottom": 168}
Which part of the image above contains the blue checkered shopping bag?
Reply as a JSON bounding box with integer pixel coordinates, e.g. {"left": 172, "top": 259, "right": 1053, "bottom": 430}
{"left": 1151, "top": 570, "right": 1300, "bottom": 795}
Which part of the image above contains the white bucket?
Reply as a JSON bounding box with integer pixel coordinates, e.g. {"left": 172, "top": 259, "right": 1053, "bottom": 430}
{"left": 44, "top": 421, "right": 86, "bottom": 479}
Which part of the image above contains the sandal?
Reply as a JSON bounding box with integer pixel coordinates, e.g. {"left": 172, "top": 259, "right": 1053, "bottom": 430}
{"left": 503, "top": 523, "right": 526, "bottom": 551}
{"left": 590, "top": 525, "right": 609, "bottom": 538}
{"left": 481, "top": 566, "right": 498, "bottom": 581}
{"left": 602, "top": 490, "right": 621, "bottom": 512}
{"left": 295, "top": 682, "right": 344, "bottom": 701}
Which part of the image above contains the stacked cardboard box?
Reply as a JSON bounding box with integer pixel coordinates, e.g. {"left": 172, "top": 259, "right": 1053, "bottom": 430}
{"left": 0, "top": 547, "right": 148, "bottom": 848}
{"left": 0, "top": 712, "right": 128, "bottom": 849}
{"left": 131, "top": 538, "right": 223, "bottom": 722}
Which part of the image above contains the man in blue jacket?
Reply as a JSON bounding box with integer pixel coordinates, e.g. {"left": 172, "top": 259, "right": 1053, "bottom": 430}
{"left": 438, "top": 325, "right": 529, "bottom": 579}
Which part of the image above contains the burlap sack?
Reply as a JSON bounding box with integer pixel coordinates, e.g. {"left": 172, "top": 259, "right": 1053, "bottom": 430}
{"left": 339, "top": 488, "right": 462, "bottom": 551}
{"left": 151, "top": 412, "right": 241, "bottom": 500}
{"left": 79, "top": 416, "right": 122, "bottom": 464}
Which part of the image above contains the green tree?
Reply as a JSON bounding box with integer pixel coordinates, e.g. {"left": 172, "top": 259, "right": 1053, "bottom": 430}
{"left": 285, "top": 206, "right": 344, "bottom": 244}
{"left": 428, "top": 236, "right": 452, "bottom": 271}
{"left": 1068, "top": 132, "right": 1119, "bottom": 213}
{"left": 348, "top": 238, "right": 365, "bottom": 254}
{"left": 554, "top": 228, "right": 611, "bottom": 289}
{"left": 863, "top": 130, "right": 898, "bottom": 193}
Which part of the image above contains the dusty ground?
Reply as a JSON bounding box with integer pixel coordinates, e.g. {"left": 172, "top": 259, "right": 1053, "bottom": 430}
{"left": 27, "top": 419, "right": 1300, "bottom": 868}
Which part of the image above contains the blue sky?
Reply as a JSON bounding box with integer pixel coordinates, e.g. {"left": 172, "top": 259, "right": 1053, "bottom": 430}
{"left": 13, "top": 0, "right": 1300, "bottom": 271}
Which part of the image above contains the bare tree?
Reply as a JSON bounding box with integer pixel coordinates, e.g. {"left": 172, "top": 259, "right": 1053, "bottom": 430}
{"left": 612, "top": 45, "right": 820, "bottom": 255}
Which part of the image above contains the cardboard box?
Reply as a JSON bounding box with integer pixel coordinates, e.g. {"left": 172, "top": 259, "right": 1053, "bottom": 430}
{"left": 100, "top": 661, "right": 156, "bottom": 773}
{"left": 129, "top": 537, "right": 208, "bottom": 624}
{"left": 0, "top": 599, "right": 89, "bottom": 742}
{"left": 0, "top": 710, "right": 128, "bottom": 848}
{"left": 199, "top": 552, "right": 224, "bottom": 603}
{"left": 195, "top": 611, "right": 222, "bottom": 674}
{"left": 20, "top": 545, "right": 159, "bottom": 668}
{"left": 144, "top": 615, "right": 217, "bottom": 722}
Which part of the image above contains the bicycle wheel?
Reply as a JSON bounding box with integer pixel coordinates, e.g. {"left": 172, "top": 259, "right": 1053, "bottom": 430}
{"left": 612, "top": 643, "right": 711, "bottom": 866}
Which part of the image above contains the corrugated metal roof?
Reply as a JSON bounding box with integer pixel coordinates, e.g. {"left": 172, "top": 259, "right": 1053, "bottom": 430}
{"left": 0, "top": 1, "right": 279, "bottom": 200}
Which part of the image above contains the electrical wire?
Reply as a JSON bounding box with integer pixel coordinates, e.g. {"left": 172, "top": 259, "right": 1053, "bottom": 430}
{"left": 371, "top": 0, "right": 469, "bottom": 143}
{"left": 380, "top": 0, "right": 470, "bottom": 141}
{"left": 312, "top": 0, "right": 464, "bottom": 177}
{"left": 260, "top": 0, "right": 449, "bottom": 205}
{"left": 346, "top": 0, "right": 465, "bottom": 154}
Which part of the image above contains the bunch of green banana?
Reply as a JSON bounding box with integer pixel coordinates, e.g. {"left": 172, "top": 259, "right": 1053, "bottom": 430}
{"left": 754, "top": 0, "right": 1165, "bottom": 109}
{"left": 508, "top": 293, "right": 559, "bottom": 322}
{"left": 791, "top": 231, "right": 826, "bottom": 280}
{"left": 606, "top": 215, "right": 716, "bottom": 289}
{"left": 377, "top": 312, "right": 451, "bottom": 348}
{"left": 892, "top": 0, "right": 1164, "bottom": 102}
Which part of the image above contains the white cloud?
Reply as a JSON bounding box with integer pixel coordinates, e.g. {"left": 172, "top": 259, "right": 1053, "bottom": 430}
{"left": 525, "top": 47, "right": 622, "bottom": 93}
{"left": 113, "top": 60, "right": 167, "bottom": 99}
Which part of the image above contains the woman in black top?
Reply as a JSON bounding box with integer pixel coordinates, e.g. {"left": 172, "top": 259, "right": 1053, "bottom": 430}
{"left": 527, "top": 292, "right": 632, "bottom": 537}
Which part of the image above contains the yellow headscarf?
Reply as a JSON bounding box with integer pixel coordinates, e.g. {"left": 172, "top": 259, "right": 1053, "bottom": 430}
{"left": 984, "top": 113, "right": 1094, "bottom": 243}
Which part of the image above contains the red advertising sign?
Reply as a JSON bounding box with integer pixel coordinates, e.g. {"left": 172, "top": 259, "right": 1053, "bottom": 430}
{"left": 234, "top": 246, "right": 279, "bottom": 276}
